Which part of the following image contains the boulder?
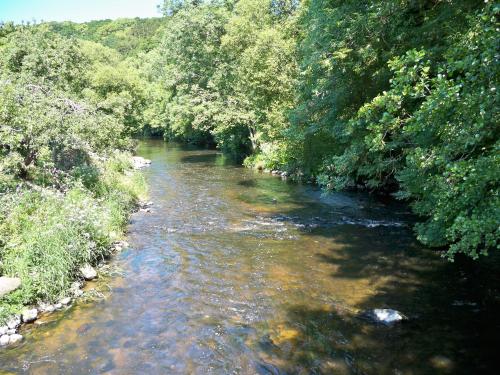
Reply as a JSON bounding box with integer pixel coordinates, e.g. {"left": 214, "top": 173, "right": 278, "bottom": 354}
{"left": 6, "top": 315, "right": 21, "bottom": 330}
{"left": 39, "top": 303, "right": 55, "bottom": 313}
{"left": 8, "top": 334, "right": 23, "bottom": 344}
{"left": 79, "top": 264, "right": 97, "bottom": 280}
{"left": 131, "top": 156, "right": 152, "bottom": 170}
{"left": 0, "top": 277, "right": 21, "bottom": 298}
{"left": 60, "top": 297, "right": 71, "bottom": 305}
{"left": 359, "top": 308, "right": 407, "bottom": 326}
{"left": 0, "top": 335, "right": 9, "bottom": 346}
{"left": 22, "top": 308, "right": 38, "bottom": 323}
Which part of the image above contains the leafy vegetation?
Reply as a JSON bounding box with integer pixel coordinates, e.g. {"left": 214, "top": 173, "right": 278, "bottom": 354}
{"left": 0, "top": 21, "right": 146, "bottom": 322}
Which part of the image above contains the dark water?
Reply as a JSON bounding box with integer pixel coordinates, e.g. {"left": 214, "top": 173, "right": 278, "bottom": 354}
{"left": 0, "top": 140, "right": 498, "bottom": 374}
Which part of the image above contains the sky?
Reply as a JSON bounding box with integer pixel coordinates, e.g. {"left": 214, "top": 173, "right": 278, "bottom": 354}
{"left": 0, "top": 0, "right": 162, "bottom": 24}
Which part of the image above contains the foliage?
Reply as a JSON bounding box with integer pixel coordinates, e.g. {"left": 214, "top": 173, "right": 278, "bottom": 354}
{"left": 0, "top": 153, "right": 145, "bottom": 314}
{"left": 313, "top": 4, "right": 499, "bottom": 259}
{"left": 0, "top": 22, "right": 146, "bottom": 321}
{"left": 47, "top": 17, "right": 164, "bottom": 56}
{"left": 142, "top": 0, "right": 498, "bottom": 259}
{"left": 0, "top": 25, "right": 88, "bottom": 93}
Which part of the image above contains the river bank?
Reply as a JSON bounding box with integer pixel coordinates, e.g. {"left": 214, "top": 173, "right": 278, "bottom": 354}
{"left": 0, "top": 153, "right": 149, "bottom": 346}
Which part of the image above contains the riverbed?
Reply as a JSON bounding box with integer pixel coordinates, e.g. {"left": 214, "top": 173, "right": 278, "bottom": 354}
{"left": 0, "top": 140, "right": 497, "bottom": 374}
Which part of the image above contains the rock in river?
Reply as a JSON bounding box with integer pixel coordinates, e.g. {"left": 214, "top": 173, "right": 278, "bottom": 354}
{"left": 131, "top": 156, "right": 152, "bottom": 170}
{"left": 60, "top": 297, "right": 71, "bottom": 305}
{"left": 22, "top": 308, "right": 38, "bottom": 323}
{"left": 0, "top": 277, "right": 21, "bottom": 298}
{"left": 80, "top": 264, "right": 97, "bottom": 280}
{"left": 0, "top": 335, "right": 9, "bottom": 346}
{"left": 359, "top": 308, "right": 407, "bottom": 326}
{"left": 8, "top": 334, "right": 23, "bottom": 344}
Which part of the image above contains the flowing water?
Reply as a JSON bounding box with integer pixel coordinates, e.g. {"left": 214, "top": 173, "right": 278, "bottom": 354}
{"left": 0, "top": 140, "right": 498, "bottom": 374}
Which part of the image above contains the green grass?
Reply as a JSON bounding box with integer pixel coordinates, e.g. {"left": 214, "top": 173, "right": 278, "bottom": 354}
{"left": 0, "top": 152, "right": 146, "bottom": 324}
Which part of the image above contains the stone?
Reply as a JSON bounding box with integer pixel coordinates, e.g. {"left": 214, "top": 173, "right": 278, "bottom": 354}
{"left": 40, "top": 303, "right": 55, "bottom": 313}
{"left": 6, "top": 315, "right": 21, "bottom": 330}
{"left": 0, "top": 277, "right": 21, "bottom": 298}
{"left": 79, "top": 264, "right": 97, "bottom": 280}
{"left": 6, "top": 329, "right": 15, "bottom": 335}
{"left": 0, "top": 335, "right": 9, "bottom": 346}
{"left": 54, "top": 303, "right": 62, "bottom": 309}
{"left": 22, "top": 308, "right": 38, "bottom": 323}
{"left": 131, "top": 156, "right": 152, "bottom": 170}
{"left": 8, "top": 334, "right": 23, "bottom": 344}
{"left": 60, "top": 297, "right": 71, "bottom": 305}
{"left": 0, "top": 326, "right": 7, "bottom": 335}
{"left": 359, "top": 308, "right": 407, "bottom": 326}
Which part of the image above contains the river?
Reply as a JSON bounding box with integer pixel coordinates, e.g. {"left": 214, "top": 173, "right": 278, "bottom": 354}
{"left": 0, "top": 140, "right": 497, "bottom": 374}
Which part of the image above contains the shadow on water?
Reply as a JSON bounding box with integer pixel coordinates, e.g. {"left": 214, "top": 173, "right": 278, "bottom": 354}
{"left": 181, "top": 153, "right": 220, "bottom": 164}
{"left": 231, "top": 177, "right": 499, "bottom": 374}
{"left": 253, "top": 223, "right": 500, "bottom": 374}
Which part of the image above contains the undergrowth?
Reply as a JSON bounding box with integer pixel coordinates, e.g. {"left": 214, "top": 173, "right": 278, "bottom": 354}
{"left": 0, "top": 152, "right": 146, "bottom": 324}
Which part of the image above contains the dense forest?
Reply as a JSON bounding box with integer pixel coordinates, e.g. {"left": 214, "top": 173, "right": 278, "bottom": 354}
{"left": 0, "top": 0, "right": 498, "bottom": 321}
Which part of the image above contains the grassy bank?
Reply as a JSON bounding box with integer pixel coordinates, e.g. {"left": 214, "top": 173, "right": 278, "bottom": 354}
{"left": 0, "top": 152, "right": 146, "bottom": 323}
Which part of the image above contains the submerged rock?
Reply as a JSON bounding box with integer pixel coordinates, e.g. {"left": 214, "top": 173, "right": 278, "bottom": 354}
{"left": 359, "top": 308, "right": 407, "bottom": 326}
{"left": 22, "top": 308, "right": 38, "bottom": 323}
{"left": 80, "top": 264, "right": 97, "bottom": 280}
{"left": 0, "top": 277, "right": 21, "bottom": 298}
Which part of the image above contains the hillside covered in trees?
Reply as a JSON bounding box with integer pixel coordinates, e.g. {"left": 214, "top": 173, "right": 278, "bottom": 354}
{"left": 0, "top": 0, "right": 498, "bottom": 322}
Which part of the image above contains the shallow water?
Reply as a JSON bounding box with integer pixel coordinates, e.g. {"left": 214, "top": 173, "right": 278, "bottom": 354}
{"left": 0, "top": 140, "right": 498, "bottom": 374}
